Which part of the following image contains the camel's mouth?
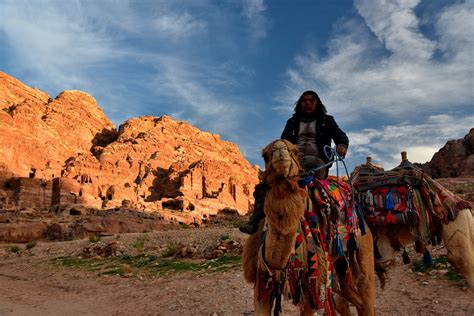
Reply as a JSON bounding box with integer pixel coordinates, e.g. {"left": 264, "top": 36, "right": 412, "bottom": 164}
{"left": 272, "top": 159, "right": 292, "bottom": 177}
{"left": 273, "top": 158, "right": 292, "bottom": 165}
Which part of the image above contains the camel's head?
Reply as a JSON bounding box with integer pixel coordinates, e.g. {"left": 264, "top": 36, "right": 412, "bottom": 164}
{"left": 375, "top": 233, "right": 397, "bottom": 269}
{"left": 262, "top": 139, "right": 302, "bottom": 187}
{"left": 374, "top": 226, "right": 414, "bottom": 269}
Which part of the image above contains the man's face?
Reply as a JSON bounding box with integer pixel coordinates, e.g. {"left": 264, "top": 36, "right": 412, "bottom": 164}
{"left": 300, "top": 95, "right": 317, "bottom": 114}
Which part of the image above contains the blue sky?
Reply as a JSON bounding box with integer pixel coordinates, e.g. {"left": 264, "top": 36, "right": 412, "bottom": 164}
{"left": 1, "top": 0, "right": 473, "bottom": 174}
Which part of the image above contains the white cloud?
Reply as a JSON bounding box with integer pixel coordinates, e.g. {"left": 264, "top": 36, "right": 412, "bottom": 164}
{"left": 152, "top": 12, "right": 207, "bottom": 39}
{"left": 280, "top": 0, "right": 474, "bottom": 122}
{"left": 241, "top": 0, "right": 268, "bottom": 40}
{"left": 436, "top": 1, "right": 474, "bottom": 67}
{"left": 0, "top": 1, "right": 117, "bottom": 90}
{"left": 0, "top": 1, "right": 211, "bottom": 92}
{"left": 150, "top": 56, "right": 245, "bottom": 136}
{"left": 354, "top": 0, "right": 435, "bottom": 60}
{"left": 348, "top": 114, "right": 474, "bottom": 168}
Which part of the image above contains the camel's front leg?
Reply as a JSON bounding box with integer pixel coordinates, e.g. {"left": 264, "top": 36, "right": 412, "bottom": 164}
{"left": 334, "top": 294, "right": 352, "bottom": 316}
{"left": 254, "top": 285, "right": 271, "bottom": 316}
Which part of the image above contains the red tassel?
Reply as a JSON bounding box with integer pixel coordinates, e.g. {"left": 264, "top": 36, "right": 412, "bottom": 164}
{"left": 386, "top": 211, "right": 395, "bottom": 224}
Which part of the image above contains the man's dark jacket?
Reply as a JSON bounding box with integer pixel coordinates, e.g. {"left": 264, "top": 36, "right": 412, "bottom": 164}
{"left": 281, "top": 113, "right": 349, "bottom": 163}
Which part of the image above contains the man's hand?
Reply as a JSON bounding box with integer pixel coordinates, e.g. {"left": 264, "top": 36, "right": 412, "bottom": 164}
{"left": 336, "top": 144, "right": 347, "bottom": 158}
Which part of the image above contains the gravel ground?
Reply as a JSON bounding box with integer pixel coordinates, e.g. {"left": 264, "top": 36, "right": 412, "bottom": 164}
{"left": 0, "top": 226, "right": 473, "bottom": 315}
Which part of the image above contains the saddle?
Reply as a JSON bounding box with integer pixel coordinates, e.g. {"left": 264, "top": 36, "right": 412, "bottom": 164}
{"left": 352, "top": 156, "right": 471, "bottom": 253}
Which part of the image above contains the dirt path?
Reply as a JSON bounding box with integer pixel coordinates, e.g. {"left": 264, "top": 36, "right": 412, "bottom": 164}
{"left": 0, "top": 227, "right": 473, "bottom": 315}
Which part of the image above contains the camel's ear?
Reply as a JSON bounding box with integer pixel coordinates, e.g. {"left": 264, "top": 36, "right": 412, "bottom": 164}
{"left": 261, "top": 147, "right": 272, "bottom": 180}
{"left": 261, "top": 141, "right": 274, "bottom": 163}
{"left": 262, "top": 152, "right": 274, "bottom": 185}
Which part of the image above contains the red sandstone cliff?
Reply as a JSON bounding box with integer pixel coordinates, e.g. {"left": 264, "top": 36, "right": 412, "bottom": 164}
{"left": 0, "top": 72, "right": 259, "bottom": 220}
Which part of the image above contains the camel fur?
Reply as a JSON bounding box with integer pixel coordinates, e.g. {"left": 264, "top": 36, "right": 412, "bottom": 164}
{"left": 242, "top": 139, "right": 375, "bottom": 315}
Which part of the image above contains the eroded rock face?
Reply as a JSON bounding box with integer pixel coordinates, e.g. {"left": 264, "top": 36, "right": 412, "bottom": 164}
{"left": 0, "top": 72, "right": 259, "bottom": 222}
{"left": 0, "top": 72, "right": 117, "bottom": 180}
{"left": 417, "top": 129, "right": 474, "bottom": 178}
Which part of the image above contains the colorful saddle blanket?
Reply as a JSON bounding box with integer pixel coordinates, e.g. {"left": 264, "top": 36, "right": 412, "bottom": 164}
{"left": 357, "top": 176, "right": 471, "bottom": 244}
{"left": 258, "top": 176, "right": 360, "bottom": 315}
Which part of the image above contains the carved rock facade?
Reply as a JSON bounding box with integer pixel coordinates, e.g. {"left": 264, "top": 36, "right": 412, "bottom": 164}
{"left": 0, "top": 72, "right": 259, "bottom": 223}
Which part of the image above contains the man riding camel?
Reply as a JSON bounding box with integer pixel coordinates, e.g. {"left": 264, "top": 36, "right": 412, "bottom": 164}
{"left": 239, "top": 90, "right": 349, "bottom": 234}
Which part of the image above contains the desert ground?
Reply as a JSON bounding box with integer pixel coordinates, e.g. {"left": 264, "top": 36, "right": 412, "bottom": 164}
{"left": 0, "top": 223, "right": 473, "bottom": 316}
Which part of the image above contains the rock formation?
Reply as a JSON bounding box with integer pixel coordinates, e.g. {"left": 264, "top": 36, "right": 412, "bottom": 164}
{"left": 416, "top": 129, "right": 474, "bottom": 178}
{"left": 0, "top": 72, "right": 259, "bottom": 225}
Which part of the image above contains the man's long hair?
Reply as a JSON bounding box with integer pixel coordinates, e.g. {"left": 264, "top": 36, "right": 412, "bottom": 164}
{"left": 294, "top": 90, "right": 327, "bottom": 117}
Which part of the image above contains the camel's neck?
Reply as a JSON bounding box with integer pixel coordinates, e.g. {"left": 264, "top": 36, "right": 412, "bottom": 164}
{"left": 263, "top": 181, "right": 305, "bottom": 270}
{"left": 264, "top": 226, "right": 299, "bottom": 270}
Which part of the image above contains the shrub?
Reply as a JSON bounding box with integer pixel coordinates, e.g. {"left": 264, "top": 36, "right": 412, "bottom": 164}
{"left": 25, "top": 241, "right": 37, "bottom": 250}
{"left": 162, "top": 242, "right": 180, "bottom": 258}
{"left": 89, "top": 234, "right": 102, "bottom": 243}
{"left": 219, "top": 234, "right": 229, "bottom": 241}
{"left": 9, "top": 245, "right": 21, "bottom": 253}
{"left": 132, "top": 238, "right": 146, "bottom": 253}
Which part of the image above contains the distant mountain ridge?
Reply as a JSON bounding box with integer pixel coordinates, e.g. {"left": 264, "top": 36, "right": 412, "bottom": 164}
{"left": 0, "top": 71, "right": 259, "bottom": 219}
{"left": 416, "top": 129, "right": 474, "bottom": 178}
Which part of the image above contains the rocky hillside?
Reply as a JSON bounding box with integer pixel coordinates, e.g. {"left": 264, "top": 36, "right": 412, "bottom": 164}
{"left": 0, "top": 72, "right": 259, "bottom": 221}
{"left": 416, "top": 129, "right": 474, "bottom": 178}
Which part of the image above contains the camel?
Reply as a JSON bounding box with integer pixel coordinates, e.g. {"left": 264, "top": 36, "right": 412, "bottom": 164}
{"left": 352, "top": 156, "right": 474, "bottom": 290}
{"left": 242, "top": 139, "right": 375, "bottom": 315}
{"left": 374, "top": 206, "right": 474, "bottom": 289}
